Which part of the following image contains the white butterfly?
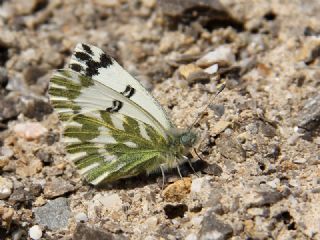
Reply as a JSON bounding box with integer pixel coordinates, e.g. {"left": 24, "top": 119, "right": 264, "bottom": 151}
{"left": 49, "top": 43, "right": 198, "bottom": 185}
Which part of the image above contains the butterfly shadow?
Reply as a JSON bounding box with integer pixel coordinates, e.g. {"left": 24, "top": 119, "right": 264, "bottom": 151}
{"left": 93, "top": 159, "right": 210, "bottom": 191}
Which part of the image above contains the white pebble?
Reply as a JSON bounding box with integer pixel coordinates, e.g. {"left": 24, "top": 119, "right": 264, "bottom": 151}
{"left": 196, "top": 46, "right": 235, "bottom": 67}
{"left": 0, "top": 176, "right": 13, "bottom": 200}
{"left": 14, "top": 122, "right": 48, "bottom": 140}
{"left": 75, "top": 212, "right": 88, "bottom": 223}
{"left": 204, "top": 64, "right": 219, "bottom": 74}
{"left": 29, "top": 225, "right": 42, "bottom": 240}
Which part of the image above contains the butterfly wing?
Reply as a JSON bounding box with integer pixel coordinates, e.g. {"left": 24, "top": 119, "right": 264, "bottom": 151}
{"left": 69, "top": 43, "right": 173, "bottom": 131}
{"left": 60, "top": 110, "right": 170, "bottom": 185}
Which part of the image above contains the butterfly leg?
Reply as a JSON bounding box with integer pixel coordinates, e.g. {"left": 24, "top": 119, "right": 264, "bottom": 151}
{"left": 183, "top": 155, "right": 200, "bottom": 177}
{"left": 176, "top": 164, "right": 183, "bottom": 179}
{"left": 160, "top": 165, "right": 166, "bottom": 189}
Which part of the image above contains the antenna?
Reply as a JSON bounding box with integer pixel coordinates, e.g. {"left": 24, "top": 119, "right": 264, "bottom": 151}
{"left": 188, "top": 83, "right": 226, "bottom": 131}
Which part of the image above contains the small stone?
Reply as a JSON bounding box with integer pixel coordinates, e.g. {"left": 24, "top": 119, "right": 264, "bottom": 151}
{"left": 198, "top": 210, "right": 233, "bottom": 240}
{"left": 73, "top": 223, "right": 115, "bottom": 239}
{"left": 88, "top": 193, "right": 122, "bottom": 219}
{"left": 216, "top": 134, "right": 246, "bottom": 163}
{"left": 13, "top": 122, "right": 48, "bottom": 140}
{"left": 16, "top": 158, "right": 43, "bottom": 177}
{"left": 0, "top": 176, "right": 13, "bottom": 199}
{"left": 244, "top": 191, "right": 283, "bottom": 208}
{"left": 44, "top": 177, "right": 75, "bottom": 199}
{"left": 196, "top": 46, "right": 235, "bottom": 68}
{"left": 75, "top": 212, "right": 88, "bottom": 223}
{"left": 247, "top": 208, "right": 269, "bottom": 217}
{"left": 202, "top": 163, "right": 223, "bottom": 176}
{"left": 209, "top": 104, "right": 225, "bottom": 117}
{"left": 34, "top": 197, "right": 71, "bottom": 230}
{"left": 187, "top": 71, "right": 211, "bottom": 85}
{"left": 293, "top": 158, "right": 307, "bottom": 164}
{"left": 162, "top": 178, "right": 192, "bottom": 202}
{"left": 35, "top": 149, "right": 53, "bottom": 165}
{"left": 211, "top": 120, "right": 231, "bottom": 136}
{"left": 204, "top": 64, "right": 219, "bottom": 74}
{"left": 23, "top": 66, "right": 47, "bottom": 85}
{"left": 191, "top": 177, "right": 211, "bottom": 194}
{"left": 296, "top": 94, "right": 320, "bottom": 132}
{"left": 93, "top": 0, "right": 119, "bottom": 7}
{"left": 29, "top": 225, "right": 42, "bottom": 240}
{"left": 179, "top": 64, "right": 202, "bottom": 79}
{"left": 23, "top": 99, "right": 53, "bottom": 121}
{"left": 0, "top": 207, "right": 15, "bottom": 228}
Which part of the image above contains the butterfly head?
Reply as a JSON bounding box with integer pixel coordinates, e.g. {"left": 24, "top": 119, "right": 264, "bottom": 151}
{"left": 179, "top": 131, "right": 198, "bottom": 148}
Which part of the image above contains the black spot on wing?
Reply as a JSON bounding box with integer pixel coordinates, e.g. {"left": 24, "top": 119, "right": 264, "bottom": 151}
{"left": 82, "top": 44, "right": 93, "bottom": 55}
{"left": 86, "top": 60, "right": 99, "bottom": 77}
{"left": 120, "top": 85, "right": 135, "bottom": 98}
{"left": 75, "top": 52, "right": 91, "bottom": 62}
{"left": 70, "top": 63, "right": 83, "bottom": 72}
{"left": 100, "top": 53, "right": 113, "bottom": 68}
{"left": 73, "top": 48, "right": 113, "bottom": 77}
{"left": 106, "top": 100, "right": 123, "bottom": 113}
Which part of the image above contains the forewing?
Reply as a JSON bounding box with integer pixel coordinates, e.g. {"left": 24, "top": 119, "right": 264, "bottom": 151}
{"left": 49, "top": 69, "right": 167, "bottom": 136}
{"left": 68, "top": 43, "right": 173, "bottom": 130}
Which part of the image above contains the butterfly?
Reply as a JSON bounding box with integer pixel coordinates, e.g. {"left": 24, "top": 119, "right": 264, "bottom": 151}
{"left": 48, "top": 43, "right": 198, "bottom": 185}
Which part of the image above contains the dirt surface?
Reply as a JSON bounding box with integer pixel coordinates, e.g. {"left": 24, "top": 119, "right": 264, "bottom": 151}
{"left": 0, "top": 0, "right": 320, "bottom": 239}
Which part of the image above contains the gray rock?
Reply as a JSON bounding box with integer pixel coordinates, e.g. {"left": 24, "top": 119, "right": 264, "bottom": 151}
{"left": 216, "top": 134, "right": 246, "bottom": 163}
{"left": 34, "top": 197, "right": 71, "bottom": 230}
{"left": 73, "top": 223, "right": 115, "bottom": 240}
{"left": 244, "top": 191, "right": 283, "bottom": 208}
{"left": 202, "top": 163, "right": 223, "bottom": 176}
{"left": 297, "top": 94, "right": 320, "bottom": 132}
{"left": 198, "top": 210, "right": 233, "bottom": 240}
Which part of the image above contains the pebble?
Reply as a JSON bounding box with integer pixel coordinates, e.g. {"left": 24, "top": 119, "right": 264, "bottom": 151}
{"left": 243, "top": 191, "right": 283, "bottom": 208}
{"left": 198, "top": 210, "right": 233, "bottom": 240}
{"left": 89, "top": 193, "right": 122, "bottom": 214}
{"left": 204, "top": 64, "right": 219, "bottom": 74}
{"left": 29, "top": 225, "right": 42, "bottom": 240}
{"left": 293, "top": 158, "right": 307, "bottom": 164}
{"left": 0, "top": 207, "right": 14, "bottom": 228}
{"left": 75, "top": 212, "right": 88, "bottom": 223}
{"left": 44, "top": 177, "right": 75, "bottom": 199}
{"left": 211, "top": 120, "right": 231, "bottom": 136}
{"left": 191, "top": 177, "right": 211, "bottom": 194}
{"left": 13, "top": 122, "right": 48, "bottom": 140}
{"left": 15, "top": 158, "right": 43, "bottom": 177}
{"left": 162, "top": 178, "right": 192, "bottom": 202}
{"left": 296, "top": 94, "right": 320, "bottom": 132}
{"left": 0, "top": 176, "right": 13, "bottom": 199}
{"left": 34, "top": 197, "right": 71, "bottom": 230}
{"left": 93, "top": 0, "right": 119, "bottom": 7}
{"left": 187, "top": 71, "right": 211, "bottom": 85}
{"left": 202, "top": 163, "right": 223, "bottom": 176}
{"left": 196, "top": 46, "right": 235, "bottom": 68}
{"left": 216, "top": 134, "right": 246, "bottom": 163}
{"left": 179, "top": 64, "right": 202, "bottom": 79}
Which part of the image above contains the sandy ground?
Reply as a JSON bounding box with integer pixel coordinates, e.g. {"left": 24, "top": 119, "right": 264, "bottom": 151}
{"left": 0, "top": 0, "right": 319, "bottom": 239}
